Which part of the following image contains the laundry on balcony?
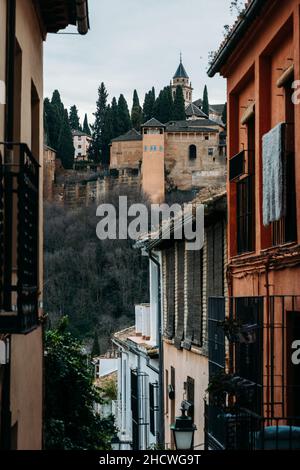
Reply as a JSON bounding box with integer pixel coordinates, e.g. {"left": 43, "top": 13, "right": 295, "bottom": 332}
{"left": 262, "top": 122, "right": 286, "bottom": 226}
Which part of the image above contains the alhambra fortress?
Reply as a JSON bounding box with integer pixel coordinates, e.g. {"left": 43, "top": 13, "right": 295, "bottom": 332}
{"left": 44, "top": 59, "right": 226, "bottom": 205}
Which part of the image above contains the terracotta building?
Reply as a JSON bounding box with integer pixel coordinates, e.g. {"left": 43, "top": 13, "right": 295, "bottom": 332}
{"left": 206, "top": 0, "right": 300, "bottom": 450}
{"left": 0, "top": 0, "right": 89, "bottom": 450}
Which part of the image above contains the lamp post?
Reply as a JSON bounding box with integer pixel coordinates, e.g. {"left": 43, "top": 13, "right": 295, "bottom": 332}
{"left": 170, "top": 405, "right": 197, "bottom": 450}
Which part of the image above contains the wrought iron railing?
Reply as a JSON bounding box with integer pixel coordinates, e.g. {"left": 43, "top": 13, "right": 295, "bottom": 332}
{"left": 206, "top": 295, "right": 300, "bottom": 450}
{"left": 0, "top": 142, "right": 39, "bottom": 333}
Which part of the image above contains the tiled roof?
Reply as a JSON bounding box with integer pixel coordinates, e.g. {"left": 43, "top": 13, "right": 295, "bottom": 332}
{"left": 72, "top": 129, "right": 91, "bottom": 137}
{"left": 173, "top": 61, "right": 189, "bottom": 79}
{"left": 193, "top": 99, "right": 225, "bottom": 116}
{"left": 142, "top": 117, "right": 165, "bottom": 128}
{"left": 208, "top": 1, "right": 265, "bottom": 77}
{"left": 165, "top": 119, "right": 220, "bottom": 132}
{"left": 136, "top": 186, "right": 227, "bottom": 250}
{"left": 111, "top": 128, "right": 142, "bottom": 142}
{"left": 185, "top": 103, "right": 208, "bottom": 119}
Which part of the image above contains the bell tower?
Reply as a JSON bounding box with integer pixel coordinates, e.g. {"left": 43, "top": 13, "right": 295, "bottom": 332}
{"left": 171, "top": 54, "right": 193, "bottom": 107}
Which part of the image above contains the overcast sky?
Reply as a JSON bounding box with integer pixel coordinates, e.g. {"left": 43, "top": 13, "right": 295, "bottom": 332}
{"left": 44, "top": 0, "right": 234, "bottom": 123}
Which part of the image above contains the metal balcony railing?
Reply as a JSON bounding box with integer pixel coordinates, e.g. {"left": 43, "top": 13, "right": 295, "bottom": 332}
{"left": 206, "top": 295, "right": 300, "bottom": 450}
{"left": 0, "top": 142, "right": 39, "bottom": 333}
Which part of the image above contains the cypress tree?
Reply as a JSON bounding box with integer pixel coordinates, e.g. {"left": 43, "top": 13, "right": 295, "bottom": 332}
{"left": 91, "top": 330, "right": 101, "bottom": 357}
{"left": 44, "top": 98, "right": 52, "bottom": 147}
{"left": 82, "top": 113, "right": 91, "bottom": 135}
{"left": 143, "top": 87, "right": 156, "bottom": 122}
{"left": 101, "top": 105, "right": 114, "bottom": 165}
{"left": 57, "top": 109, "right": 75, "bottom": 169}
{"left": 202, "top": 85, "right": 209, "bottom": 116}
{"left": 221, "top": 102, "right": 227, "bottom": 126}
{"left": 172, "top": 86, "right": 186, "bottom": 121}
{"left": 117, "top": 94, "right": 131, "bottom": 135}
{"left": 69, "top": 105, "right": 81, "bottom": 131}
{"left": 50, "top": 90, "right": 65, "bottom": 150}
{"left": 131, "top": 90, "right": 142, "bottom": 130}
{"left": 153, "top": 87, "right": 173, "bottom": 123}
{"left": 111, "top": 97, "right": 119, "bottom": 138}
{"left": 89, "top": 82, "right": 108, "bottom": 163}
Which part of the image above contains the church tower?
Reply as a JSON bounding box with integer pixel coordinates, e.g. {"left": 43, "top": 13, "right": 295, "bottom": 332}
{"left": 171, "top": 54, "right": 193, "bottom": 107}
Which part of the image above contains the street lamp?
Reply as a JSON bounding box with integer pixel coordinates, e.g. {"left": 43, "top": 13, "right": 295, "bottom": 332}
{"left": 170, "top": 405, "right": 197, "bottom": 450}
{"left": 111, "top": 435, "right": 121, "bottom": 451}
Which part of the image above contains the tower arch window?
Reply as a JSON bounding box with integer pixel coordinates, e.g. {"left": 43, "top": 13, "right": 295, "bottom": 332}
{"left": 189, "top": 144, "right": 197, "bottom": 160}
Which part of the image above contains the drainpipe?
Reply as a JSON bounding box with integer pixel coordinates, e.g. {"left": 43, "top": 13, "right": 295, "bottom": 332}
{"left": 75, "top": 0, "right": 90, "bottom": 35}
{"left": 148, "top": 251, "right": 164, "bottom": 448}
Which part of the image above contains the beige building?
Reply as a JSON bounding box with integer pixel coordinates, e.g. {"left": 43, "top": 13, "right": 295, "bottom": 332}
{"left": 0, "top": 0, "right": 89, "bottom": 450}
{"left": 72, "top": 129, "right": 92, "bottom": 160}
{"left": 110, "top": 117, "right": 226, "bottom": 203}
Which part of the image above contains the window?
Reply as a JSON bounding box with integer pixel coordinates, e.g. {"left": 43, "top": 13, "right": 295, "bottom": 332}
{"left": 78, "top": 136, "right": 82, "bottom": 141}
{"left": 159, "top": 146, "right": 163, "bottom": 152}
{"left": 153, "top": 145, "right": 157, "bottom": 151}
{"left": 189, "top": 144, "right": 197, "bottom": 160}
{"left": 237, "top": 116, "right": 255, "bottom": 254}
{"left": 204, "top": 134, "right": 209, "bottom": 140}
{"left": 185, "top": 249, "right": 203, "bottom": 348}
{"left": 186, "top": 377, "right": 195, "bottom": 422}
{"left": 78, "top": 152, "right": 82, "bottom": 157}
{"left": 144, "top": 145, "right": 148, "bottom": 151}
{"left": 208, "top": 148, "right": 214, "bottom": 157}
{"left": 149, "top": 383, "right": 156, "bottom": 436}
{"left": 78, "top": 145, "right": 82, "bottom": 149}
{"left": 271, "top": 79, "right": 297, "bottom": 245}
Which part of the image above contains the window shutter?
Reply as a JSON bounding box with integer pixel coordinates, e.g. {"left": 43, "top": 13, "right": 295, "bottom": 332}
{"left": 165, "top": 246, "right": 175, "bottom": 339}
{"left": 174, "top": 242, "right": 185, "bottom": 349}
{"left": 184, "top": 249, "right": 203, "bottom": 349}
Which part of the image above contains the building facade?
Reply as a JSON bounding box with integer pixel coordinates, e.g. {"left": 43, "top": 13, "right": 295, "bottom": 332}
{"left": 72, "top": 129, "right": 92, "bottom": 160}
{"left": 0, "top": 0, "right": 89, "bottom": 449}
{"left": 206, "top": 0, "right": 300, "bottom": 450}
{"left": 141, "top": 187, "right": 226, "bottom": 449}
{"left": 110, "top": 117, "right": 226, "bottom": 203}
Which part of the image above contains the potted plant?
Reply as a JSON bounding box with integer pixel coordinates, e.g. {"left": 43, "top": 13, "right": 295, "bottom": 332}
{"left": 219, "top": 318, "right": 257, "bottom": 344}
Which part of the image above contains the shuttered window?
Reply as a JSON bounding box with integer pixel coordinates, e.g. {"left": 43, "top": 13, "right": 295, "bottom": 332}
{"left": 149, "top": 383, "right": 156, "bottom": 436}
{"left": 207, "top": 221, "right": 224, "bottom": 297}
{"left": 184, "top": 248, "right": 203, "bottom": 349}
{"left": 186, "top": 376, "right": 195, "bottom": 422}
{"left": 174, "top": 242, "right": 185, "bottom": 349}
{"left": 165, "top": 246, "right": 175, "bottom": 339}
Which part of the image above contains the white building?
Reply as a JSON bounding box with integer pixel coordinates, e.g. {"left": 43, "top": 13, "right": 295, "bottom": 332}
{"left": 72, "top": 129, "right": 92, "bottom": 160}
{"left": 112, "top": 257, "right": 162, "bottom": 450}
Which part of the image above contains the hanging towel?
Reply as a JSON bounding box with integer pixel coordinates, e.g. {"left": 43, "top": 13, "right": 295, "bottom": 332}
{"left": 262, "top": 122, "right": 286, "bottom": 226}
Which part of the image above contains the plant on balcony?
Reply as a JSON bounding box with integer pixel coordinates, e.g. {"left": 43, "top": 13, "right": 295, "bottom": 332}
{"left": 219, "top": 318, "right": 257, "bottom": 344}
{"left": 207, "top": 372, "right": 256, "bottom": 408}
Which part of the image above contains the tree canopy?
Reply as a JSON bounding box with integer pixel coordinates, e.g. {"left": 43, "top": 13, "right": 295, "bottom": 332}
{"left": 89, "top": 82, "right": 108, "bottom": 164}
{"left": 83, "top": 113, "right": 91, "bottom": 135}
{"left": 44, "top": 317, "right": 116, "bottom": 450}
{"left": 131, "top": 90, "right": 143, "bottom": 130}
{"left": 172, "top": 86, "right": 186, "bottom": 121}
{"left": 202, "top": 85, "right": 209, "bottom": 116}
{"left": 69, "top": 105, "right": 81, "bottom": 131}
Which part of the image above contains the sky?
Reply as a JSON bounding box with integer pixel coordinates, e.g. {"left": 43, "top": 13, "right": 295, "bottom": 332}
{"left": 44, "top": 0, "right": 235, "bottom": 123}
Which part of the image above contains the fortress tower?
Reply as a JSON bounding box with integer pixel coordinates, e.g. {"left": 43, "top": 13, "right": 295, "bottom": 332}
{"left": 141, "top": 118, "right": 165, "bottom": 203}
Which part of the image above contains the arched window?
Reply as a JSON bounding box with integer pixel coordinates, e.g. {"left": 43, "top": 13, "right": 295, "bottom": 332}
{"left": 189, "top": 144, "right": 197, "bottom": 160}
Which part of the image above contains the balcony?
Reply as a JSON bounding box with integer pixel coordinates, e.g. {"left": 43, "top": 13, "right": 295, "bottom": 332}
{"left": 0, "top": 142, "right": 39, "bottom": 334}
{"left": 206, "top": 295, "right": 300, "bottom": 450}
